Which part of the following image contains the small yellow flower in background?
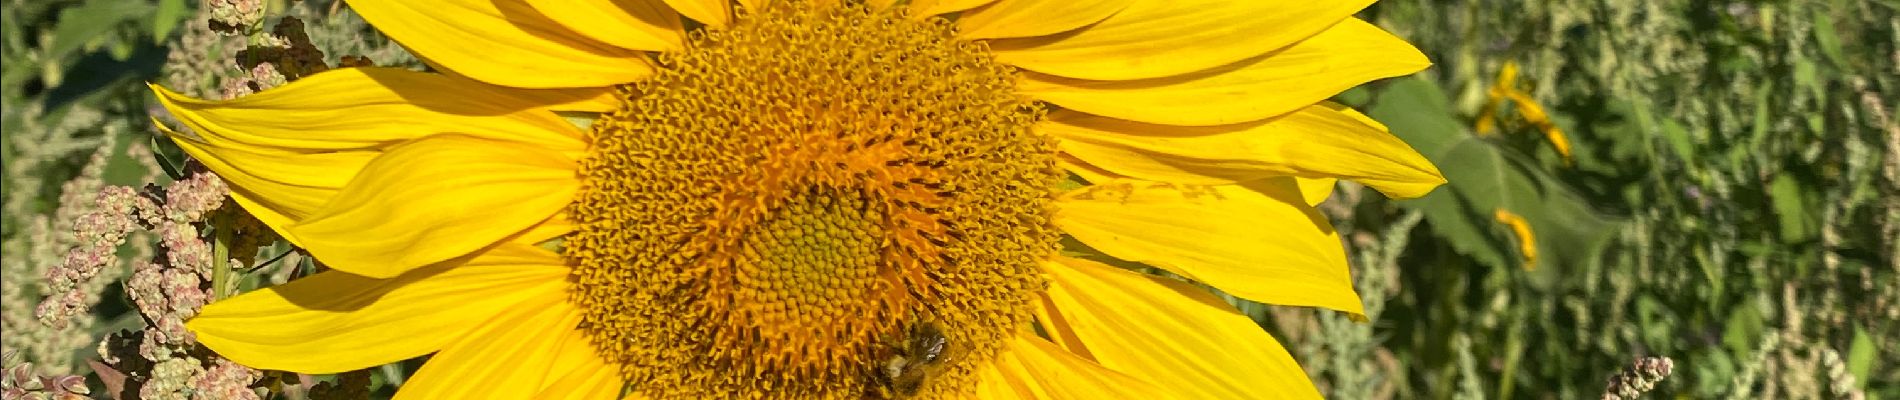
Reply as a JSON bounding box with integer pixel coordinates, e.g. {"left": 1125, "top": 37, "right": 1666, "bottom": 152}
{"left": 152, "top": 0, "right": 1444, "bottom": 398}
{"left": 1476, "top": 61, "right": 1574, "bottom": 165}
{"left": 1492, "top": 208, "right": 1539, "bottom": 271}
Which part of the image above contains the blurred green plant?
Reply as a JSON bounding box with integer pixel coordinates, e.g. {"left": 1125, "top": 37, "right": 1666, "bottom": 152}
{"left": 2, "top": 0, "right": 172, "bottom": 379}
{"left": 1279, "top": 0, "right": 1899, "bottom": 398}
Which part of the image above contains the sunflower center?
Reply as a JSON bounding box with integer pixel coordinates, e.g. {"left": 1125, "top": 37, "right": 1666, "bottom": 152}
{"left": 737, "top": 187, "right": 886, "bottom": 324}
{"left": 564, "top": 2, "right": 1060, "bottom": 399}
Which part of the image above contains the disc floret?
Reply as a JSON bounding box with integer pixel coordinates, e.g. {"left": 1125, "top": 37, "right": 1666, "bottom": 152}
{"left": 565, "top": 2, "right": 1060, "bottom": 399}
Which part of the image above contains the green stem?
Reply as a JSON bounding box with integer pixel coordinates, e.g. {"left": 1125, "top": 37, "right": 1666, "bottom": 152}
{"left": 1497, "top": 321, "right": 1525, "bottom": 399}
{"left": 211, "top": 212, "right": 234, "bottom": 300}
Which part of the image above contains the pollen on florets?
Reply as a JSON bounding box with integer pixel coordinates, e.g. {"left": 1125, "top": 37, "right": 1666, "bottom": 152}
{"left": 564, "top": 2, "right": 1060, "bottom": 399}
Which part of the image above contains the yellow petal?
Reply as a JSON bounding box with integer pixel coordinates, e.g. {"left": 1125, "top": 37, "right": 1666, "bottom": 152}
{"left": 533, "top": 360, "right": 628, "bottom": 400}
{"left": 538, "top": 86, "right": 621, "bottom": 114}
{"left": 1019, "top": 18, "right": 1429, "bottom": 125}
{"left": 976, "top": 361, "right": 1042, "bottom": 400}
{"left": 1297, "top": 177, "right": 1336, "bottom": 206}
{"left": 348, "top": 0, "right": 656, "bottom": 88}
{"left": 1045, "top": 104, "right": 1445, "bottom": 199}
{"left": 1058, "top": 153, "right": 1121, "bottom": 185}
{"left": 520, "top": 209, "right": 577, "bottom": 246}
{"left": 1068, "top": 159, "right": 1337, "bottom": 207}
{"left": 1060, "top": 155, "right": 1358, "bottom": 207}
{"left": 290, "top": 134, "right": 579, "bottom": 279}
{"left": 151, "top": 68, "right": 588, "bottom": 153}
{"left": 1493, "top": 208, "right": 1539, "bottom": 271}
{"left": 527, "top": 0, "right": 684, "bottom": 52}
{"left": 1044, "top": 256, "right": 1323, "bottom": 399}
{"left": 393, "top": 294, "right": 605, "bottom": 400}
{"left": 974, "top": 332, "right": 1184, "bottom": 399}
{"left": 150, "top": 68, "right": 589, "bottom": 242}
{"left": 957, "top": 0, "right": 1131, "bottom": 40}
{"left": 989, "top": 0, "right": 1373, "bottom": 80}
{"left": 1056, "top": 179, "right": 1364, "bottom": 316}
{"left": 156, "top": 132, "right": 359, "bottom": 247}
{"left": 909, "top": 0, "right": 996, "bottom": 16}
{"left": 662, "top": 0, "right": 730, "bottom": 27}
{"left": 186, "top": 242, "right": 568, "bottom": 374}
{"left": 1032, "top": 292, "right": 1094, "bottom": 359}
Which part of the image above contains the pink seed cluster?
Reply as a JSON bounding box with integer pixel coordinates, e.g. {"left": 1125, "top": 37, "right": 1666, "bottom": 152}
{"left": 206, "top": 0, "right": 263, "bottom": 34}
{"left": 189, "top": 359, "right": 261, "bottom": 400}
{"left": 40, "top": 169, "right": 268, "bottom": 398}
{"left": 219, "top": 63, "right": 286, "bottom": 100}
{"left": 33, "top": 186, "right": 146, "bottom": 329}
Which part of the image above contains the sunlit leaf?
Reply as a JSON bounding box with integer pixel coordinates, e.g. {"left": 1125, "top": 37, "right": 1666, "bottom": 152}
{"left": 1767, "top": 173, "right": 1817, "bottom": 243}
{"left": 1847, "top": 328, "right": 1874, "bottom": 390}
{"left": 1366, "top": 77, "right": 1618, "bottom": 289}
{"left": 1808, "top": 7, "right": 1847, "bottom": 69}
{"left": 48, "top": 0, "right": 151, "bottom": 61}
{"left": 153, "top": 0, "right": 187, "bottom": 43}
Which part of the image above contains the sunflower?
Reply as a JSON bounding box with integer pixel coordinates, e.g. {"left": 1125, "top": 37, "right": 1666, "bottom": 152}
{"left": 154, "top": 0, "right": 1442, "bottom": 398}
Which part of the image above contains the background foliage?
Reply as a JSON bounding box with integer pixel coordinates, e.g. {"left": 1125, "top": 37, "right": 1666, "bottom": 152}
{"left": 1, "top": 0, "right": 1894, "bottom": 398}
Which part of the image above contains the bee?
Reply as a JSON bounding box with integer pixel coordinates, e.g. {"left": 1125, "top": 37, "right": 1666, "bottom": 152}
{"left": 867, "top": 321, "right": 950, "bottom": 399}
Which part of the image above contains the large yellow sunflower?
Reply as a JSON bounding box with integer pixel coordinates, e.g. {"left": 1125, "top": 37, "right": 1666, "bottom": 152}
{"left": 153, "top": 0, "right": 1443, "bottom": 398}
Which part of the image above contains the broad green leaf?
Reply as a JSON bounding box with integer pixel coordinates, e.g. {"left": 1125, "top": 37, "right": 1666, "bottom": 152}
{"left": 1793, "top": 59, "right": 1821, "bottom": 101}
{"left": 1594, "top": 101, "right": 1650, "bottom": 167}
{"left": 1635, "top": 295, "right": 1674, "bottom": 349}
{"left": 150, "top": 134, "right": 188, "bottom": 181}
{"left": 108, "top": 38, "right": 135, "bottom": 61}
{"left": 1767, "top": 173, "right": 1816, "bottom": 243}
{"left": 1366, "top": 79, "right": 1509, "bottom": 270}
{"left": 1660, "top": 117, "right": 1695, "bottom": 164}
{"left": 1367, "top": 77, "right": 1618, "bottom": 290}
{"left": 48, "top": 0, "right": 152, "bottom": 61}
{"left": 101, "top": 129, "right": 153, "bottom": 186}
{"left": 1334, "top": 86, "right": 1373, "bottom": 108}
{"left": 1808, "top": 7, "right": 1847, "bottom": 69}
{"left": 1721, "top": 301, "right": 1763, "bottom": 356}
{"left": 1847, "top": 328, "right": 1873, "bottom": 390}
{"left": 1696, "top": 349, "right": 1737, "bottom": 395}
{"left": 153, "top": 0, "right": 188, "bottom": 43}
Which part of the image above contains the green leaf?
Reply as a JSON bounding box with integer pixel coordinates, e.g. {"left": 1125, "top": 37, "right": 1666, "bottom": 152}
{"left": 1659, "top": 117, "right": 1696, "bottom": 164}
{"left": 1696, "top": 349, "right": 1737, "bottom": 395}
{"left": 150, "top": 134, "right": 188, "bottom": 181}
{"left": 1367, "top": 77, "right": 1619, "bottom": 290}
{"left": 1809, "top": 7, "right": 1848, "bottom": 68}
{"left": 101, "top": 129, "right": 153, "bottom": 186}
{"left": 1334, "top": 86, "right": 1373, "bottom": 107}
{"left": 47, "top": 0, "right": 153, "bottom": 61}
{"left": 1768, "top": 173, "right": 1817, "bottom": 243}
{"left": 1847, "top": 328, "right": 1873, "bottom": 390}
{"left": 154, "top": 0, "right": 188, "bottom": 43}
{"left": 1722, "top": 301, "right": 1763, "bottom": 356}
{"left": 1594, "top": 101, "right": 1654, "bottom": 169}
{"left": 1748, "top": 84, "right": 1773, "bottom": 151}
{"left": 1793, "top": 59, "right": 1821, "bottom": 101}
{"left": 1366, "top": 79, "right": 1509, "bottom": 270}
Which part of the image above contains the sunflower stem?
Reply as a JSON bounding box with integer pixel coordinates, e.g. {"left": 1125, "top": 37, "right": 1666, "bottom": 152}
{"left": 211, "top": 210, "right": 234, "bottom": 300}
